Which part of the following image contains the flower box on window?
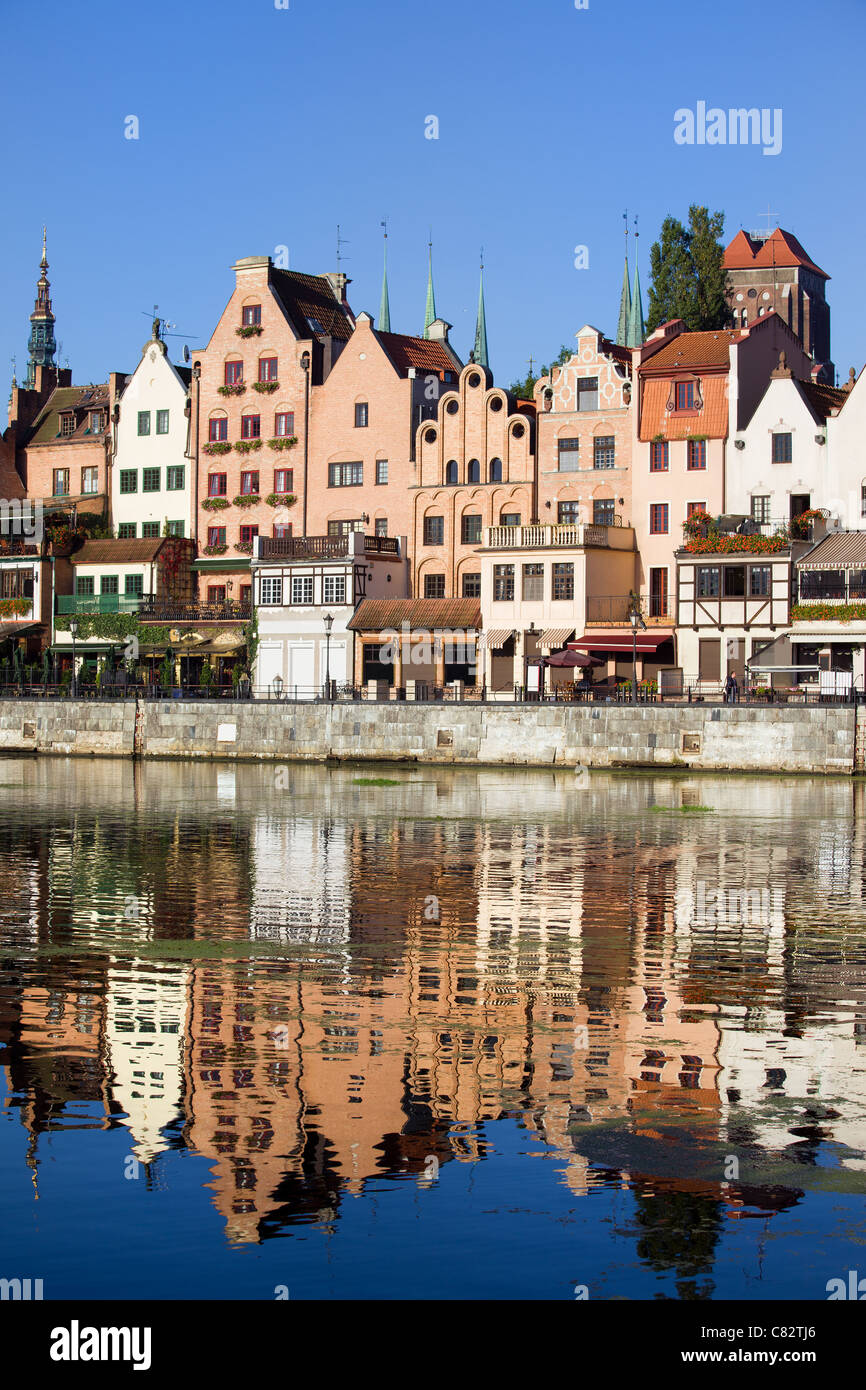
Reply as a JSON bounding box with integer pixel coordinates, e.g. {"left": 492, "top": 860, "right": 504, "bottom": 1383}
{"left": 218, "top": 383, "right": 246, "bottom": 397}
{"left": 252, "top": 380, "right": 279, "bottom": 394}
{"left": 202, "top": 441, "right": 232, "bottom": 456}
{"left": 203, "top": 543, "right": 228, "bottom": 556}
{"left": 265, "top": 492, "right": 297, "bottom": 508}
{"left": 234, "top": 439, "right": 263, "bottom": 454}
{"left": 234, "top": 541, "right": 254, "bottom": 554}
{"left": 201, "top": 497, "right": 230, "bottom": 511}
{"left": 267, "top": 436, "right": 297, "bottom": 451}
{"left": 232, "top": 494, "right": 261, "bottom": 508}
{"left": 235, "top": 325, "right": 262, "bottom": 338}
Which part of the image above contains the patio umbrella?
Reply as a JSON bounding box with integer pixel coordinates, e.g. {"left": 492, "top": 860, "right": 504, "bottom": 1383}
{"left": 546, "top": 648, "right": 604, "bottom": 667}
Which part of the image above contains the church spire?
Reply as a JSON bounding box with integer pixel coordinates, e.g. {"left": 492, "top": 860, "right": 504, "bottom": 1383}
{"left": 379, "top": 221, "right": 391, "bottom": 333}
{"left": 472, "top": 253, "right": 489, "bottom": 370}
{"left": 626, "top": 218, "right": 645, "bottom": 348}
{"left": 25, "top": 226, "right": 57, "bottom": 388}
{"left": 616, "top": 211, "right": 631, "bottom": 346}
{"left": 423, "top": 233, "right": 436, "bottom": 338}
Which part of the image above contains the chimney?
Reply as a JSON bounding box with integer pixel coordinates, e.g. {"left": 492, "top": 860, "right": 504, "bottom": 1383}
{"left": 325, "top": 272, "right": 350, "bottom": 303}
{"left": 427, "top": 317, "right": 452, "bottom": 343}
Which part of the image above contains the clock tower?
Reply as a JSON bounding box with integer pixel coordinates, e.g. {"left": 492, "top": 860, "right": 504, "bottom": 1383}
{"left": 24, "top": 228, "right": 58, "bottom": 388}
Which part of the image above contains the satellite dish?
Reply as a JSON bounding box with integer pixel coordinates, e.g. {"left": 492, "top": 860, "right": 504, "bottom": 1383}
{"left": 183, "top": 345, "right": 190, "bottom": 363}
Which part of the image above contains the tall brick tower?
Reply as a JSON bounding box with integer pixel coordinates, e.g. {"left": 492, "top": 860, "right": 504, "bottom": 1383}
{"left": 724, "top": 226, "right": 833, "bottom": 379}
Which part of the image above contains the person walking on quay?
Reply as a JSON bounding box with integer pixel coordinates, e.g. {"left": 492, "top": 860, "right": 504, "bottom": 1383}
{"left": 731, "top": 673, "right": 739, "bottom": 704}
{"left": 724, "top": 672, "right": 735, "bottom": 704}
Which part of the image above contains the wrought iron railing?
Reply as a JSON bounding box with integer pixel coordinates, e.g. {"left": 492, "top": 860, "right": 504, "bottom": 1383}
{"left": 137, "top": 598, "right": 251, "bottom": 622}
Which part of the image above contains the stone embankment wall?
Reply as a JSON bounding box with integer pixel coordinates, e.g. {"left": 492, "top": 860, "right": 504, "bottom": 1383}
{"left": 0, "top": 698, "right": 857, "bottom": 774}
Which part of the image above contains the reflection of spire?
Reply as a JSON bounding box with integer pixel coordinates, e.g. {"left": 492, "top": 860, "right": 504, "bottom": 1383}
{"left": 627, "top": 217, "right": 645, "bottom": 348}
{"left": 423, "top": 232, "right": 436, "bottom": 338}
{"left": 616, "top": 210, "right": 631, "bottom": 346}
{"left": 473, "top": 252, "right": 489, "bottom": 370}
{"left": 379, "top": 221, "right": 391, "bottom": 333}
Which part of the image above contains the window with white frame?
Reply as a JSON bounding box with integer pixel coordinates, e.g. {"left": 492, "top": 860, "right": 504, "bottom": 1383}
{"left": 323, "top": 574, "right": 346, "bottom": 605}
{"left": 260, "top": 576, "right": 283, "bottom": 605}
{"left": 291, "top": 575, "right": 314, "bottom": 604}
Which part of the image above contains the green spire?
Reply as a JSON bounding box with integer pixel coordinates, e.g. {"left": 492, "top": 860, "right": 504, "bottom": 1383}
{"left": 473, "top": 258, "right": 489, "bottom": 369}
{"left": 627, "top": 234, "right": 645, "bottom": 348}
{"left": 379, "top": 226, "right": 391, "bottom": 333}
{"left": 423, "top": 236, "right": 436, "bottom": 338}
{"left": 616, "top": 213, "right": 631, "bottom": 346}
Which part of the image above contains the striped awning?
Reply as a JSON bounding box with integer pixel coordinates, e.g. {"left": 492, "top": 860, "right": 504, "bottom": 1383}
{"left": 538, "top": 627, "right": 574, "bottom": 649}
{"left": 483, "top": 629, "right": 512, "bottom": 649}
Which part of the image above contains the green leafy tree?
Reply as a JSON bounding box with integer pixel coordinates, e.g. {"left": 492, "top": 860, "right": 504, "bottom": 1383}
{"left": 647, "top": 206, "right": 730, "bottom": 332}
{"left": 508, "top": 345, "right": 571, "bottom": 401}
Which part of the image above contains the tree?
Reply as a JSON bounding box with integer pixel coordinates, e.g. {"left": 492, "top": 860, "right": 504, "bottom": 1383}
{"left": 508, "top": 344, "right": 572, "bottom": 401}
{"left": 646, "top": 206, "right": 730, "bottom": 333}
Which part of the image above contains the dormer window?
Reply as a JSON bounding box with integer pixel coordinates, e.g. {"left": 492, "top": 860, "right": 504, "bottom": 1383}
{"left": 242, "top": 305, "right": 261, "bottom": 327}
{"left": 60, "top": 413, "right": 75, "bottom": 437}
{"left": 90, "top": 411, "right": 104, "bottom": 432}
{"left": 307, "top": 316, "right": 325, "bottom": 335}
{"left": 675, "top": 381, "right": 696, "bottom": 410}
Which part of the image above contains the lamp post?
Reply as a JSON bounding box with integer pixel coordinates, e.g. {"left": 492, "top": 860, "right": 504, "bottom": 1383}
{"left": 69, "top": 616, "right": 79, "bottom": 698}
{"left": 628, "top": 593, "right": 647, "bottom": 705}
{"left": 323, "top": 612, "right": 334, "bottom": 700}
{"left": 273, "top": 672, "right": 283, "bottom": 702}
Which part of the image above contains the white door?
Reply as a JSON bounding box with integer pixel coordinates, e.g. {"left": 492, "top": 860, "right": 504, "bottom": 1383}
{"left": 288, "top": 643, "right": 315, "bottom": 699}
{"left": 256, "top": 642, "right": 283, "bottom": 697}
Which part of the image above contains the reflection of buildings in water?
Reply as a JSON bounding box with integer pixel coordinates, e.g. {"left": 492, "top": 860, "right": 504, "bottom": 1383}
{"left": 250, "top": 814, "right": 351, "bottom": 945}
{"left": 104, "top": 960, "right": 190, "bottom": 1165}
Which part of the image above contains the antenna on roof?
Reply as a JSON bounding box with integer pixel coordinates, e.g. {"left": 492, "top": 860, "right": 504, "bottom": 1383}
{"left": 336, "top": 224, "right": 350, "bottom": 271}
{"left": 139, "top": 308, "right": 195, "bottom": 340}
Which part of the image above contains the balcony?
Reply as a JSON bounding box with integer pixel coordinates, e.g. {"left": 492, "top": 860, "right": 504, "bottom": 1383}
{"left": 258, "top": 534, "right": 399, "bottom": 562}
{"left": 484, "top": 523, "right": 611, "bottom": 550}
{"left": 56, "top": 594, "right": 143, "bottom": 615}
{"left": 137, "top": 598, "right": 251, "bottom": 623}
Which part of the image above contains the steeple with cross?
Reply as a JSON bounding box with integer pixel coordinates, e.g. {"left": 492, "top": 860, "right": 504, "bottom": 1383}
{"left": 25, "top": 227, "right": 58, "bottom": 387}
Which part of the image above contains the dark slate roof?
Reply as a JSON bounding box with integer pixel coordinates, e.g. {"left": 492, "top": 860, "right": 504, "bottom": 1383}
{"left": 376, "top": 330, "right": 461, "bottom": 378}
{"left": 27, "top": 385, "right": 111, "bottom": 445}
{"left": 348, "top": 598, "right": 481, "bottom": 631}
{"left": 270, "top": 269, "right": 354, "bottom": 342}
{"left": 797, "top": 378, "right": 848, "bottom": 421}
{"left": 74, "top": 538, "right": 165, "bottom": 565}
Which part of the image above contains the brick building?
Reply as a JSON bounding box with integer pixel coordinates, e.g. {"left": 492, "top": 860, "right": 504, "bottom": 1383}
{"left": 724, "top": 227, "right": 833, "bottom": 380}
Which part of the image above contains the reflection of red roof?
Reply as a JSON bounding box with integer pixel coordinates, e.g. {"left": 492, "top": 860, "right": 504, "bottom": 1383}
{"left": 724, "top": 228, "right": 828, "bottom": 279}
{"left": 376, "top": 331, "right": 460, "bottom": 378}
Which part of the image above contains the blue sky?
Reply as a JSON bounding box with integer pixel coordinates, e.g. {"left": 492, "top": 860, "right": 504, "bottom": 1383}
{"left": 2, "top": 0, "right": 864, "bottom": 391}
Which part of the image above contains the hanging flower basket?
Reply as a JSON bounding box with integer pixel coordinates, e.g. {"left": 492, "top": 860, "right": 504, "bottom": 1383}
{"left": 218, "top": 382, "right": 246, "bottom": 397}
{"left": 233, "top": 494, "right": 261, "bottom": 508}
{"left": 203, "top": 442, "right": 231, "bottom": 456}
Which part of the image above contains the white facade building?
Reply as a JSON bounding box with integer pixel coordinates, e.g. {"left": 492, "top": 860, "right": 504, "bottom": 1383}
{"left": 112, "top": 327, "right": 193, "bottom": 540}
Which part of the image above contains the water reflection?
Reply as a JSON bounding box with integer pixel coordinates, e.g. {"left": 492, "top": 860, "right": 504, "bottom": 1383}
{"left": 1, "top": 760, "right": 865, "bottom": 1297}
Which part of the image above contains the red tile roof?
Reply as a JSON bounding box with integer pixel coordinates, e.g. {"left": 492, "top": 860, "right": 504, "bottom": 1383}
{"left": 348, "top": 598, "right": 481, "bottom": 632}
{"left": 270, "top": 269, "right": 354, "bottom": 341}
{"left": 724, "top": 228, "right": 829, "bottom": 279}
{"left": 74, "top": 538, "right": 166, "bottom": 565}
{"left": 640, "top": 376, "right": 729, "bottom": 440}
{"left": 640, "top": 329, "right": 744, "bottom": 373}
{"left": 796, "top": 379, "right": 849, "bottom": 422}
{"left": 376, "top": 331, "right": 461, "bottom": 378}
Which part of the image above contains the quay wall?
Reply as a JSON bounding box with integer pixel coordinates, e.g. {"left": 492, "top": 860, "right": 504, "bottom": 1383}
{"left": 0, "top": 698, "right": 858, "bottom": 774}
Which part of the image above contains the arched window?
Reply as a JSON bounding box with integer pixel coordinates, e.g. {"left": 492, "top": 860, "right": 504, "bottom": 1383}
{"left": 489, "top": 458, "right": 503, "bottom": 482}
{"left": 467, "top": 458, "right": 481, "bottom": 483}
{"left": 445, "top": 460, "right": 458, "bottom": 485}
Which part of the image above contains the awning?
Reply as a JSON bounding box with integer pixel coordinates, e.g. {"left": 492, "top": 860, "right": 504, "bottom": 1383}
{"left": 0, "top": 622, "right": 41, "bottom": 639}
{"left": 547, "top": 648, "right": 605, "bottom": 668}
{"left": 484, "top": 629, "right": 512, "bottom": 650}
{"left": 538, "top": 627, "right": 574, "bottom": 649}
{"left": 571, "top": 629, "right": 674, "bottom": 653}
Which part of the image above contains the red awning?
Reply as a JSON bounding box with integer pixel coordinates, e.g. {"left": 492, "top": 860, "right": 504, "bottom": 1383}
{"left": 570, "top": 630, "right": 674, "bottom": 653}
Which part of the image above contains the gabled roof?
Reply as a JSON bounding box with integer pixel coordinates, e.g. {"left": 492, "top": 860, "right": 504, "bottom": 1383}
{"left": 724, "top": 228, "right": 829, "bottom": 279}
{"left": 73, "top": 538, "right": 166, "bottom": 566}
{"left": 26, "top": 385, "right": 111, "bottom": 445}
{"left": 269, "top": 269, "right": 354, "bottom": 341}
{"left": 348, "top": 598, "right": 481, "bottom": 631}
{"left": 376, "top": 331, "right": 461, "bottom": 378}
{"left": 796, "top": 378, "right": 848, "bottom": 422}
{"left": 639, "top": 329, "right": 745, "bottom": 373}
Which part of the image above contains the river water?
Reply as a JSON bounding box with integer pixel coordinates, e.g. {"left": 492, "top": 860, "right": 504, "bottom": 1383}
{"left": 1, "top": 757, "right": 865, "bottom": 1301}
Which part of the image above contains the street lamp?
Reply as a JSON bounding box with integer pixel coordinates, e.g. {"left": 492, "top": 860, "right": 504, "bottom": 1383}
{"left": 69, "top": 616, "right": 79, "bottom": 697}
{"left": 273, "top": 672, "right": 283, "bottom": 702}
{"left": 628, "top": 593, "right": 647, "bottom": 705}
{"left": 323, "top": 612, "right": 334, "bottom": 700}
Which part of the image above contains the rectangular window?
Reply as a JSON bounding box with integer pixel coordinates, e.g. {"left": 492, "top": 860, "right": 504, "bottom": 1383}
{"left": 751, "top": 495, "right": 771, "bottom": 524}
{"left": 209, "top": 417, "right": 228, "bottom": 442}
{"left": 137, "top": 411, "right": 151, "bottom": 436}
{"left": 461, "top": 514, "right": 482, "bottom": 545}
{"left": 323, "top": 574, "right": 347, "bottom": 605}
{"left": 462, "top": 572, "right": 481, "bottom": 597}
{"left": 424, "top": 515, "right": 444, "bottom": 545}
{"left": 242, "top": 305, "right": 261, "bottom": 327}
{"left": 675, "top": 381, "right": 695, "bottom": 410}
{"left": 291, "top": 576, "right": 314, "bottom": 605}
{"left": 687, "top": 500, "right": 707, "bottom": 518}
{"left": 724, "top": 566, "right": 746, "bottom": 598}
{"left": 141, "top": 522, "right": 160, "bottom": 539}
{"left": 649, "top": 503, "right": 669, "bottom": 534}
{"left": 225, "top": 361, "right": 243, "bottom": 386}
{"left": 239, "top": 524, "right": 259, "bottom": 545}
{"left": 89, "top": 411, "right": 103, "bottom": 432}
{"left": 376, "top": 458, "right": 388, "bottom": 485}
{"left": 696, "top": 566, "right": 720, "bottom": 598}
{"left": 558, "top": 438, "right": 580, "bottom": 471}
{"left": 375, "top": 517, "right": 388, "bottom": 537}
{"left": 772, "top": 432, "right": 792, "bottom": 463}
{"left": 208, "top": 473, "right": 227, "bottom": 497}
{"left": 687, "top": 439, "right": 706, "bottom": 470}
{"left": 273, "top": 523, "right": 292, "bottom": 539}
{"left": 650, "top": 441, "right": 669, "bottom": 471}
{"left": 552, "top": 562, "right": 574, "bottom": 600}
{"left": 119, "top": 470, "right": 138, "bottom": 494}
{"left": 274, "top": 411, "right": 294, "bottom": 437}
{"left": 493, "top": 564, "right": 514, "bottom": 601}
{"left": 258, "top": 358, "right": 278, "bottom": 382}
{"left": 649, "top": 567, "right": 668, "bottom": 618}
{"left": 118, "top": 523, "right": 136, "bottom": 539}
{"left": 60, "top": 413, "right": 75, "bottom": 437}
{"left": 207, "top": 526, "right": 226, "bottom": 547}
{"left": 76, "top": 576, "right": 95, "bottom": 596}
{"left": 241, "top": 415, "right": 260, "bottom": 440}
{"left": 207, "top": 585, "right": 227, "bottom": 604}
{"left": 274, "top": 469, "right": 293, "bottom": 493}
{"left": 156, "top": 409, "right": 169, "bottom": 434}
{"left": 260, "top": 576, "right": 283, "bottom": 605}
{"left": 522, "top": 563, "right": 544, "bottom": 601}
{"left": 81, "top": 466, "right": 99, "bottom": 495}
{"left": 355, "top": 402, "right": 369, "bottom": 427}
{"left": 240, "top": 470, "right": 259, "bottom": 495}
{"left": 593, "top": 436, "right": 616, "bottom": 469}
{"left": 500, "top": 512, "right": 521, "bottom": 527}
{"left": 167, "top": 466, "right": 185, "bottom": 491}
{"left": 53, "top": 468, "right": 70, "bottom": 496}
{"left": 328, "top": 519, "right": 364, "bottom": 536}
{"left": 142, "top": 467, "right": 160, "bottom": 492}
{"left": 166, "top": 521, "right": 184, "bottom": 538}
{"left": 125, "top": 573, "right": 144, "bottom": 597}
{"left": 593, "top": 499, "right": 615, "bottom": 526}
{"left": 424, "top": 574, "right": 445, "bottom": 598}
{"left": 576, "top": 377, "right": 599, "bottom": 411}
{"left": 750, "top": 565, "right": 771, "bottom": 597}
{"left": 329, "top": 461, "right": 363, "bottom": 488}
{"left": 862, "top": 484, "right": 866, "bottom": 519}
{"left": 100, "top": 575, "right": 119, "bottom": 595}
{"left": 240, "top": 584, "right": 252, "bottom": 607}
{"left": 557, "top": 500, "right": 580, "bottom": 524}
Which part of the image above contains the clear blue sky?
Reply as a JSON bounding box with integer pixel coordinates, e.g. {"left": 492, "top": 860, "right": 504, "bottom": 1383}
{"left": 2, "top": 0, "right": 864, "bottom": 392}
